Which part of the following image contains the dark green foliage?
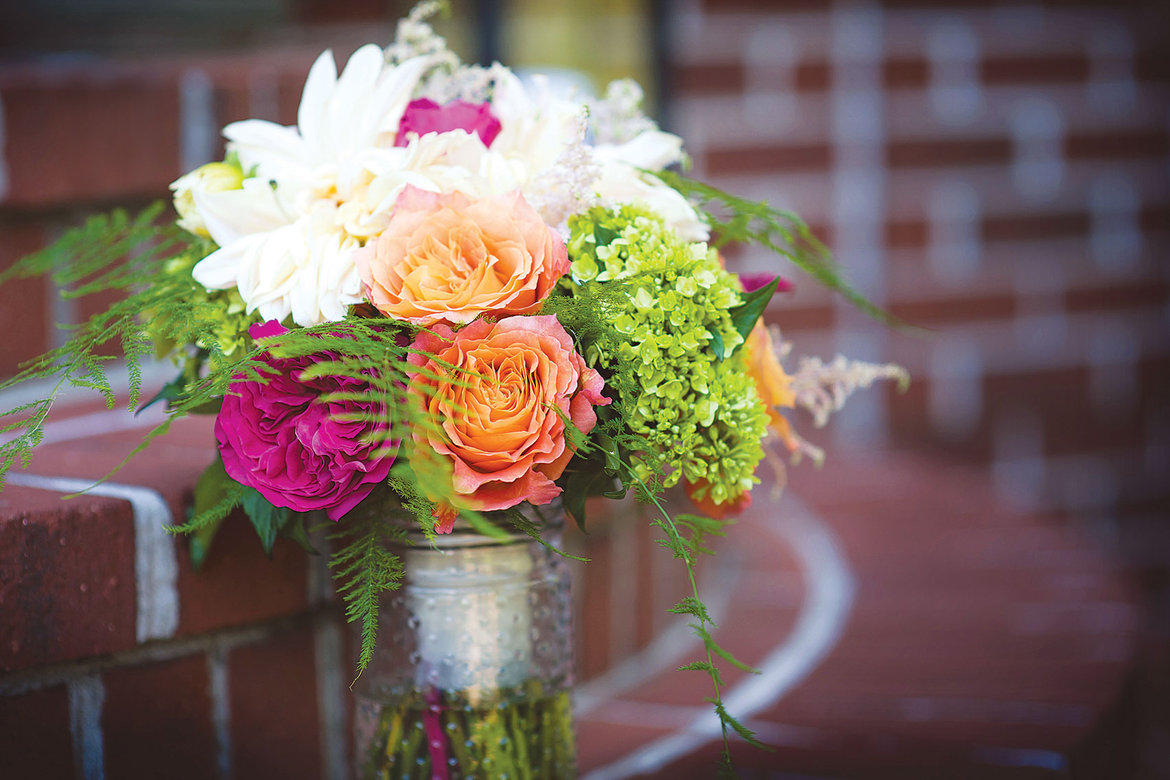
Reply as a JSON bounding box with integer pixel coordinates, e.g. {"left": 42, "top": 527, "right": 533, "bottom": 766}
{"left": 240, "top": 488, "right": 292, "bottom": 557}
{"left": 179, "top": 456, "right": 246, "bottom": 569}
{"left": 726, "top": 277, "right": 780, "bottom": 351}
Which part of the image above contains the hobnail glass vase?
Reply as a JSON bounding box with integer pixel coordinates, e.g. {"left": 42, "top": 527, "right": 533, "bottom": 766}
{"left": 354, "top": 507, "right": 576, "bottom": 779}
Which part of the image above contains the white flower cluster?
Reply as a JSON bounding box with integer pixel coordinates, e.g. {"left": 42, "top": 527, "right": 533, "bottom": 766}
{"left": 589, "top": 79, "right": 658, "bottom": 146}
{"left": 173, "top": 30, "right": 707, "bottom": 327}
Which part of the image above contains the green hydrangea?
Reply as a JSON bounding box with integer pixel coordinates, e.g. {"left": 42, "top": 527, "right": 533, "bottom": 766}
{"left": 566, "top": 206, "right": 768, "bottom": 506}
{"left": 143, "top": 249, "right": 257, "bottom": 377}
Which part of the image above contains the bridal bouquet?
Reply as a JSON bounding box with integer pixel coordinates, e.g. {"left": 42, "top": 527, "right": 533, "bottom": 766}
{"left": 0, "top": 3, "right": 905, "bottom": 774}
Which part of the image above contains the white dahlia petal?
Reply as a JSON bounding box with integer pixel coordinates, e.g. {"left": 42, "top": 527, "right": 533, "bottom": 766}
{"left": 223, "top": 120, "right": 313, "bottom": 186}
{"left": 193, "top": 179, "right": 291, "bottom": 248}
{"left": 594, "top": 130, "right": 685, "bottom": 170}
{"left": 191, "top": 238, "right": 255, "bottom": 291}
{"left": 297, "top": 49, "right": 340, "bottom": 161}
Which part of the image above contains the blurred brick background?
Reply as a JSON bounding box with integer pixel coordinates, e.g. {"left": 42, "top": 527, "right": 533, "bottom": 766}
{"left": 669, "top": 1, "right": 1170, "bottom": 555}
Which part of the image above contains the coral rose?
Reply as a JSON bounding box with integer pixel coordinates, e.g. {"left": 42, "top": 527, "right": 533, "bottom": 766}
{"left": 355, "top": 186, "right": 569, "bottom": 326}
{"left": 215, "top": 321, "right": 396, "bottom": 520}
{"left": 406, "top": 315, "right": 609, "bottom": 531}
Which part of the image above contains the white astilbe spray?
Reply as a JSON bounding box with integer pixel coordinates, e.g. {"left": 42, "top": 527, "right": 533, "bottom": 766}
{"left": 590, "top": 79, "right": 658, "bottom": 146}
{"left": 425, "top": 62, "right": 512, "bottom": 105}
{"left": 790, "top": 354, "right": 910, "bottom": 429}
{"left": 385, "top": 1, "right": 511, "bottom": 104}
{"left": 385, "top": 1, "right": 455, "bottom": 67}
{"left": 525, "top": 110, "right": 600, "bottom": 233}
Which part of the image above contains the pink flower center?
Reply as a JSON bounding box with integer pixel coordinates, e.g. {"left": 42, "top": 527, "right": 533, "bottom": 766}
{"left": 395, "top": 98, "right": 502, "bottom": 148}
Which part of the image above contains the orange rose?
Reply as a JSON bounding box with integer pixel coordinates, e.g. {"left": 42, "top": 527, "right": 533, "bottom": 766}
{"left": 355, "top": 186, "right": 569, "bottom": 326}
{"left": 407, "top": 315, "right": 609, "bottom": 531}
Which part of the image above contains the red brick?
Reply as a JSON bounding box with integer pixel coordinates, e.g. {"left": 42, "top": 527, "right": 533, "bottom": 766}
{"left": 699, "top": 0, "right": 832, "bottom": 11}
{"left": 1136, "top": 50, "right": 1170, "bottom": 83}
{"left": 1138, "top": 205, "right": 1170, "bottom": 233}
{"left": 888, "top": 293, "right": 1016, "bottom": 325}
{"left": 1066, "top": 131, "right": 1169, "bottom": 161}
{"left": 578, "top": 523, "right": 614, "bottom": 680}
{"left": 673, "top": 63, "right": 745, "bottom": 94}
{"left": 763, "top": 301, "right": 836, "bottom": 332}
{"left": 576, "top": 718, "right": 676, "bottom": 773}
{"left": 886, "top": 138, "right": 1013, "bottom": 169}
{"left": 102, "top": 653, "right": 217, "bottom": 780}
{"left": 11, "top": 410, "right": 313, "bottom": 635}
{"left": 279, "top": 70, "right": 308, "bottom": 126}
{"left": 1065, "top": 279, "right": 1170, "bottom": 314}
{"left": 982, "top": 211, "right": 1089, "bottom": 243}
{"left": 228, "top": 624, "right": 322, "bottom": 780}
{"left": 883, "top": 57, "right": 930, "bottom": 90}
{"left": 0, "top": 489, "right": 136, "bottom": 673}
{"left": 0, "top": 684, "right": 74, "bottom": 779}
{"left": 886, "top": 219, "right": 928, "bottom": 251}
{"left": 0, "top": 220, "right": 51, "bottom": 378}
{"left": 704, "top": 142, "right": 833, "bottom": 175}
{"left": 1, "top": 74, "right": 181, "bottom": 207}
{"left": 634, "top": 511, "right": 658, "bottom": 650}
{"left": 793, "top": 61, "right": 831, "bottom": 92}
{"left": 176, "top": 506, "right": 310, "bottom": 637}
{"left": 981, "top": 53, "right": 1090, "bottom": 85}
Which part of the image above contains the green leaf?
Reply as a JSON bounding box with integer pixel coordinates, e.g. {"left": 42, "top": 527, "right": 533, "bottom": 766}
{"left": 562, "top": 468, "right": 593, "bottom": 533}
{"left": 561, "top": 461, "right": 621, "bottom": 533}
{"left": 240, "top": 488, "right": 291, "bottom": 557}
{"left": 726, "top": 277, "right": 779, "bottom": 353}
{"left": 715, "top": 703, "right": 773, "bottom": 752}
{"left": 278, "top": 513, "right": 318, "bottom": 555}
{"left": 669, "top": 596, "right": 712, "bottom": 623}
{"left": 179, "top": 456, "right": 244, "bottom": 569}
{"left": 708, "top": 327, "right": 726, "bottom": 360}
{"left": 138, "top": 374, "right": 186, "bottom": 415}
{"left": 593, "top": 224, "right": 618, "bottom": 247}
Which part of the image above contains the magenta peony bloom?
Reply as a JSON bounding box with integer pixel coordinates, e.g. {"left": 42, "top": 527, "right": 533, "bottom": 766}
{"left": 215, "top": 321, "right": 396, "bottom": 520}
{"left": 394, "top": 98, "right": 502, "bottom": 148}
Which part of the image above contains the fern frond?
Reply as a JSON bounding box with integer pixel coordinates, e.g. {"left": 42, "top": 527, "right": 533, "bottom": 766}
{"left": 327, "top": 516, "right": 408, "bottom": 679}
{"left": 652, "top": 169, "right": 901, "bottom": 327}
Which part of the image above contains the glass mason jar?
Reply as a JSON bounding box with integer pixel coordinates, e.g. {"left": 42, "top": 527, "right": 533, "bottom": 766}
{"left": 354, "top": 506, "right": 576, "bottom": 779}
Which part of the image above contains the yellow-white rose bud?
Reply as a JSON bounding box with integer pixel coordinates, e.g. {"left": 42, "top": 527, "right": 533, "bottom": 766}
{"left": 170, "top": 162, "right": 244, "bottom": 237}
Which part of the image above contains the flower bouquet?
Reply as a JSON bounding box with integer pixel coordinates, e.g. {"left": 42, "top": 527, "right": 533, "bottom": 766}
{"left": 0, "top": 3, "right": 907, "bottom": 777}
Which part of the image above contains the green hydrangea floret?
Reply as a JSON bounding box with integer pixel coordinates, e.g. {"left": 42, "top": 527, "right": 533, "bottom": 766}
{"left": 566, "top": 206, "right": 768, "bottom": 506}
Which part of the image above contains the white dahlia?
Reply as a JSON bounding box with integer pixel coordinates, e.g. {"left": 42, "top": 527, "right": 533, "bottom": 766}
{"left": 191, "top": 46, "right": 430, "bottom": 326}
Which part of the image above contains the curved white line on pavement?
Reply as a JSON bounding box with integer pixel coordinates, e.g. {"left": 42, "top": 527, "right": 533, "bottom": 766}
{"left": 583, "top": 495, "right": 856, "bottom": 780}
{"left": 574, "top": 544, "right": 745, "bottom": 717}
{"left": 7, "top": 472, "right": 180, "bottom": 643}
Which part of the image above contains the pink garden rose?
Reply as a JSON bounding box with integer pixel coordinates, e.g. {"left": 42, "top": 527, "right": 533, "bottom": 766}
{"left": 355, "top": 186, "right": 569, "bottom": 326}
{"left": 394, "top": 97, "right": 502, "bottom": 148}
{"left": 215, "top": 321, "right": 395, "bottom": 520}
{"left": 406, "top": 315, "right": 609, "bottom": 532}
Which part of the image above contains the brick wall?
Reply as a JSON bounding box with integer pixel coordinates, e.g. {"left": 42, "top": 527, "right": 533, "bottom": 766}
{"left": 667, "top": 0, "right": 1170, "bottom": 539}
{"left": 0, "top": 406, "right": 678, "bottom": 777}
